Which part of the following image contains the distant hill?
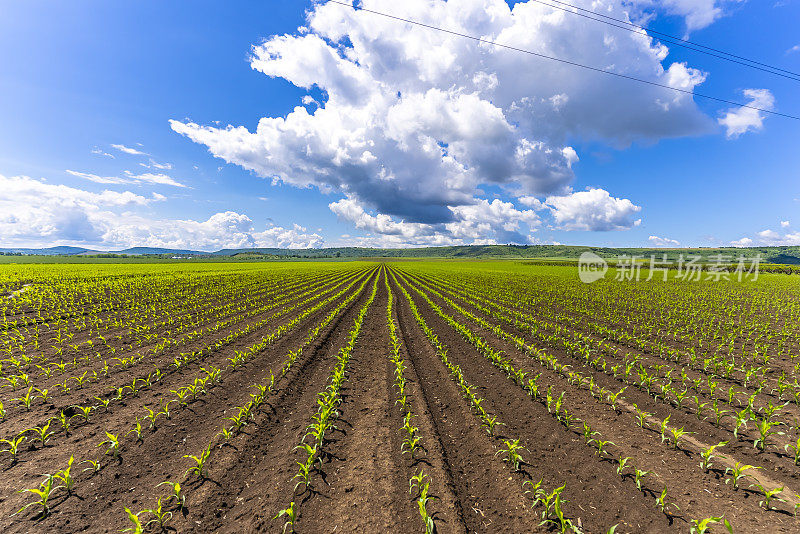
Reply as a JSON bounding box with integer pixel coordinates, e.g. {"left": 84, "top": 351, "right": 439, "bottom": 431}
{"left": 116, "top": 247, "right": 205, "bottom": 256}
{"left": 3, "top": 244, "right": 800, "bottom": 264}
{"left": 215, "top": 245, "right": 800, "bottom": 263}
{"left": 0, "top": 246, "right": 97, "bottom": 255}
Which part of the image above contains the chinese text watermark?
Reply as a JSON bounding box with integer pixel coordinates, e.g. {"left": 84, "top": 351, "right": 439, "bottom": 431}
{"left": 578, "top": 253, "right": 761, "bottom": 284}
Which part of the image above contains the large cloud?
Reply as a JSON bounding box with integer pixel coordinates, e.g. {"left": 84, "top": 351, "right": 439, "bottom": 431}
{"left": 329, "top": 195, "right": 538, "bottom": 245}
{"left": 0, "top": 174, "right": 321, "bottom": 250}
{"left": 545, "top": 188, "right": 642, "bottom": 231}
{"left": 171, "top": 0, "right": 713, "bottom": 242}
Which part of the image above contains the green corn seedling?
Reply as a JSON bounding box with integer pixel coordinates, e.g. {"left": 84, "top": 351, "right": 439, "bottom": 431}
{"left": 496, "top": 439, "right": 526, "bottom": 471}
{"left": 724, "top": 462, "right": 760, "bottom": 490}
{"left": 634, "top": 469, "right": 652, "bottom": 491}
{"left": 1, "top": 435, "right": 27, "bottom": 463}
{"left": 753, "top": 418, "right": 783, "bottom": 451}
{"left": 755, "top": 484, "right": 785, "bottom": 510}
{"left": 13, "top": 474, "right": 62, "bottom": 517}
{"left": 699, "top": 442, "right": 728, "bottom": 472}
{"left": 30, "top": 421, "right": 55, "bottom": 448}
{"left": 617, "top": 457, "right": 632, "bottom": 477}
{"left": 659, "top": 415, "right": 671, "bottom": 444}
{"left": 54, "top": 455, "right": 76, "bottom": 493}
{"left": 157, "top": 481, "right": 185, "bottom": 510}
{"left": 669, "top": 426, "right": 694, "bottom": 450}
{"left": 121, "top": 508, "right": 144, "bottom": 534}
{"left": 689, "top": 516, "right": 732, "bottom": 534}
{"left": 483, "top": 415, "right": 503, "bottom": 436}
{"left": 273, "top": 501, "right": 297, "bottom": 534}
{"left": 98, "top": 431, "right": 121, "bottom": 459}
{"left": 82, "top": 459, "right": 100, "bottom": 475}
{"left": 183, "top": 446, "right": 211, "bottom": 479}
{"left": 142, "top": 496, "right": 173, "bottom": 529}
{"left": 655, "top": 485, "right": 680, "bottom": 515}
{"left": 784, "top": 436, "right": 800, "bottom": 465}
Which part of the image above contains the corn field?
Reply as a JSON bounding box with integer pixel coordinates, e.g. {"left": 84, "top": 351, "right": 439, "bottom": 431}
{"left": 1, "top": 260, "right": 799, "bottom": 533}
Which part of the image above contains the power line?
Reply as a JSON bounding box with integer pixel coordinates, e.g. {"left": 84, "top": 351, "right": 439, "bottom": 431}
{"left": 325, "top": 0, "right": 800, "bottom": 121}
{"left": 528, "top": 0, "right": 800, "bottom": 82}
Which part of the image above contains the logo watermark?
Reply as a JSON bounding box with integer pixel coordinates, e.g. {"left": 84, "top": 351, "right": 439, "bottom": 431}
{"left": 578, "top": 252, "right": 608, "bottom": 284}
{"left": 578, "top": 253, "right": 761, "bottom": 284}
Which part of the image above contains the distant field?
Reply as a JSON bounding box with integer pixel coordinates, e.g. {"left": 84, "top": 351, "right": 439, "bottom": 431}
{"left": 0, "top": 261, "right": 798, "bottom": 533}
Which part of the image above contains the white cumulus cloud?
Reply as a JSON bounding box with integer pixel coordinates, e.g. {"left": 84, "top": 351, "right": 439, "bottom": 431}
{"left": 171, "top": 0, "right": 711, "bottom": 241}
{"left": 545, "top": 188, "right": 642, "bottom": 231}
{"left": 0, "top": 173, "right": 318, "bottom": 250}
{"left": 730, "top": 237, "right": 753, "bottom": 247}
{"left": 648, "top": 235, "right": 680, "bottom": 246}
{"left": 329, "top": 196, "right": 539, "bottom": 245}
{"left": 718, "top": 89, "right": 774, "bottom": 138}
{"left": 756, "top": 228, "right": 800, "bottom": 245}
{"left": 631, "top": 0, "right": 743, "bottom": 34}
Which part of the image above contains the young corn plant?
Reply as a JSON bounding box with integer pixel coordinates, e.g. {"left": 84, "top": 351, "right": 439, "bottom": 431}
{"left": 98, "top": 431, "right": 122, "bottom": 459}
{"left": 699, "top": 442, "right": 728, "bottom": 472}
{"left": 142, "top": 496, "right": 173, "bottom": 529}
{"left": 127, "top": 418, "right": 145, "bottom": 442}
{"left": 659, "top": 415, "right": 672, "bottom": 444}
{"left": 755, "top": 484, "right": 785, "bottom": 510}
{"left": 591, "top": 438, "right": 615, "bottom": 458}
{"left": 183, "top": 446, "right": 211, "bottom": 480}
{"left": 414, "top": 477, "right": 437, "bottom": 534}
{"left": 732, "top": 409, "right": 750, "bottom": 440}
{"left": 633, "top": 405, "right": 652, "bottom": 428}
{"left": 669, "top": 426, "right": 694, "bottom": 450}
{"left": 634, "top": 469, "right": 652, "bottom": 491}
{"left": 82, "top": 459, "right": 100, "bottom": 475}
{"left": 157, "top": 481, "right": 185, "bottom": 510}
{"left": 710, "top": 401, "right": 729, "bottom": 427}
{"left": 536, "top": 484, "right": 571, "bottom": 532}
{"left": 482, "top": 414, "right": 504, "bottom": 436}
{"left": 143, "top": 406, "right": 160, "bottom": 430}
{"left": 217, "top": 427, "right": 235, "bottom": 443}
{"left": 689, "top": 516, "right": 732, "bottom": 534}
{"left": 785, "top": 436, "right": 800, "bottom": 465}
{"left": 121, "top": 508, "right": 144, "bottom": 534}
{"left": 1, "top": 435, "right": 27, "bottom": 463}
{"left": 655, "top": 485, "right": 680, "bottom": 515}
{"left": 71, "top": 405, "right": 93, "bottom": 424}
{"left": 273, "top": 501, "right": 297, "bottom": 534}
{"left": 724, "top": 462, "right": 761, "bottom": 490}
{"left": 54, "top": 455, "right": 77, "bottom": 494}
{"left": 13, "top": 474, "right": 62, "bottom": 518}
{"left": 55, "top": 410, "right": 71, "bottom": 435}
{"left": 606, "top": 387, "right": 627, "bottom": 413}
{"left": 496, "top": 439, "right": 526, "bottom": 471}
{"left": 29, "top": 421, "right": 56, "bottom": 448}
{"left": 523, "top": 477, "right": 544, "bottom": 503}
{"left": 753, "top": 418, "right": 783, "bottom": 452}
{"left": 617, "top": 457, "right": 632, "bottom": 478}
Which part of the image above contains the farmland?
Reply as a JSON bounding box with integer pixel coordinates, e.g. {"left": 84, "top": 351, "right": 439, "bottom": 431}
{"left": 1, "top": 261, "right": 799, "bottom": 533}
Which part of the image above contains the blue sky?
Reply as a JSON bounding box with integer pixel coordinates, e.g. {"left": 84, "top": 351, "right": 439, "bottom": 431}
{"left": 1, "top": 0, "right": 798, "bottom": 250}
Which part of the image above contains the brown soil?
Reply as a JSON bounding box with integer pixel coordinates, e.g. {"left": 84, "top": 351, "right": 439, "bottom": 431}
{"left": 0, "top": 264, "right": 796, "bottom": 533}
